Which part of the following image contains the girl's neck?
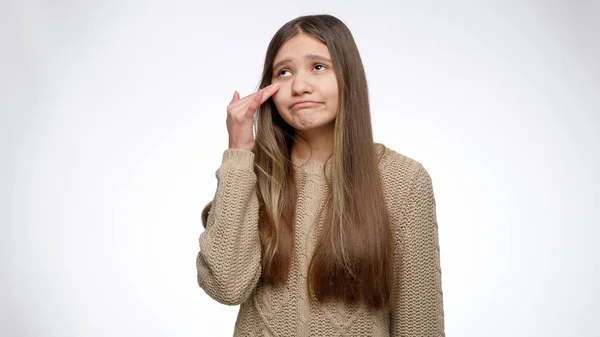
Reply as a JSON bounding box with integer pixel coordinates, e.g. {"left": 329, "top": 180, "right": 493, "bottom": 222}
{"left": 291, "top": 126, "right": 334, "bottom": 164}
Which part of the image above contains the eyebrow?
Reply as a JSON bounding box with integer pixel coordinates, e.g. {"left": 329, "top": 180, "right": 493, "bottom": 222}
{"left": 272, "top": 54, "right": 332, "bottom": 70}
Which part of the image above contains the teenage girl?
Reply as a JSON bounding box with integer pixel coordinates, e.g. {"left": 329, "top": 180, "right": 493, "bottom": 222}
{"left": 196, "top": 14, "right": 445, "bottom": 337}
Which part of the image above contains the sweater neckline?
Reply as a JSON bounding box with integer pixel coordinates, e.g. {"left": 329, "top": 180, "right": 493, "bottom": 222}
{"left": 290, "top": 143, "right": 387, "bottom": 175}
{"left": 291, "top": 155, "right": 331, "bottom": 175}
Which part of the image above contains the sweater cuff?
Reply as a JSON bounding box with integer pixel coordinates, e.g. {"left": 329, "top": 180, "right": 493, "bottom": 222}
{"left": 221, "top": 148, "right": 255, "bottom": 170}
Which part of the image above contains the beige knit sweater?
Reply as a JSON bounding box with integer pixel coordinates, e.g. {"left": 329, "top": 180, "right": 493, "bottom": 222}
{"left": 196, "top": 143, "right": 445, "bottom": 336}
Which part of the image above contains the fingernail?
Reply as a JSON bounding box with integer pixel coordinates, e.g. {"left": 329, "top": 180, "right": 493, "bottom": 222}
{"left": 272, "top": 83, "right": 280, "bottom": 89}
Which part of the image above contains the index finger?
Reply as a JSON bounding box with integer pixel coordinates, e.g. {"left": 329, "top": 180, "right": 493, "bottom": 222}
{"left": 231, "top": 83, "right": 280, "bottom": 108}
{"left": 258, "top": 83, "right": 280, "bottom": 105}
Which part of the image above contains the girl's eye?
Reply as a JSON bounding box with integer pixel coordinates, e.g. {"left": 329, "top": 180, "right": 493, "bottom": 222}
{"left": 276, "top": 64, "right": 327, "bottom": 78}
{"left": 278, "top": 69, "right": 291, "bottom": 77}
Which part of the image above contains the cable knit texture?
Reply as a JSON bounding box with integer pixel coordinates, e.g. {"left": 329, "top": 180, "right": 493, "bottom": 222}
{"left": 196, "top": 143, "right": 445, "bottom": 336}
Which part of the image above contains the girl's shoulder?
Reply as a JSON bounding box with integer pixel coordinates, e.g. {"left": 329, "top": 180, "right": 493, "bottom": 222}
{"left": 374, "top": 142, "right": 428, "bottom": 180}
{"left": 375, "top": 143, "right": 434, "bottom": 211}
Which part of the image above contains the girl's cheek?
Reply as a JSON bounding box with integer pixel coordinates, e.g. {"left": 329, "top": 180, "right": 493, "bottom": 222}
{"left": 272, "top": 85, "right": 284, "bottom": 98}
{"left": 271, "top": 92, "right": 283, "bottom": 107}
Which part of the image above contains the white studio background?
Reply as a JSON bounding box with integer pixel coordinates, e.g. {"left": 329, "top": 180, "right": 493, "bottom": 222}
{"left": 2, "top": 0, "right": 599, "bottom": 336}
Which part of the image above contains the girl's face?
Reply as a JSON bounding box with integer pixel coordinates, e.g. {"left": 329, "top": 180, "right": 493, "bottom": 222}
{"left": 270, "top": 33, "right": 339, "bottom": 134}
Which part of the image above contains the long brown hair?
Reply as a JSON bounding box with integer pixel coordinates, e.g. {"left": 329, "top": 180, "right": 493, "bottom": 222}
{"left": 202, "top": 14, "right": 392, "bottom": 310}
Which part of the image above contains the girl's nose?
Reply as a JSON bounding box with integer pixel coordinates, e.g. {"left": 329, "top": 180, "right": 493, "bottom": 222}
{"left": 291, "top": 72, "right": 313, "bottom": 96}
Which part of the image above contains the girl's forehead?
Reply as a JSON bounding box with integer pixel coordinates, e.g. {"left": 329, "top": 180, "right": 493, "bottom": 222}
{"left": 274, "top": 35, "right": 331, "bottom": 63}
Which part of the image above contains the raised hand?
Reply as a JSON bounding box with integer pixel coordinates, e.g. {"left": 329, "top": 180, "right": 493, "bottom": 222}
{"left": 226, "top": 83, "right": 280, "bottom": 151}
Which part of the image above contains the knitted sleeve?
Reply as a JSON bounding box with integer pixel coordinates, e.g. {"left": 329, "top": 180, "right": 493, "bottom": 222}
{"left": 196, "top": 149, "right": 262, "bottom": 305}
{"left": 390, "top": 164, "right": 445, "bottom": 336}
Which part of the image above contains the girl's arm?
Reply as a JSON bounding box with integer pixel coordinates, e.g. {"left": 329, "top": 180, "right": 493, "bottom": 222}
{"left": 390, "top": 164, "right": 445, "bottom": 336}
{"left": 196, "top": 149, "right": 262, "bottom": 305}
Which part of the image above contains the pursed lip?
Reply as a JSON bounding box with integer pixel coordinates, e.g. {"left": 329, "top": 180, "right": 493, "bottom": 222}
{"left": 290, "top": 100, "right": 320, "bottom": 108}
